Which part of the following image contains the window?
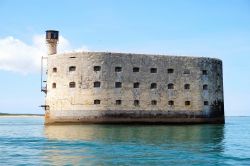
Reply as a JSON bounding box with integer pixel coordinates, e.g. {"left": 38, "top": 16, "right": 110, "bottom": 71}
{"left": 202, "top": 70, "right": 208, "bottom": 75}
{"left": 168, "top": 68, "right": 174, "bottom": 73}
{"left": 94, "top": 99, "right": 101, "bottom": 105}
{"left": 185, "top": 101, "right": 191, "bottom": 106}
{"left": 168, "top": 100, "right": 174, "bottom": 106}
{"left": 69, "top": 66, "right": 76, "bottom": 72}
{"left": 69, "top": 56, "right": 76, "bottom": 59}
{"left": 184, "top": 84, "right": 190, "bottom": 90}
{"left": 94, "top": 66, "right": 101, "bottom": 71}
{"left": 52, "top": 83, "right": 56, "bottom": 88}
{"left": 151, "top": 100, "right": 157, "bottom": 105}
{"left": 133, "top": 67, "right": 140, "bottom": 72}
{"left": 203, "top": 84, "right": 208, "bottom": 90}
{"left": 69, "top": 82, "right": 76, "bottom": 88}
{"left": 150, "top": 83, "right": 157, "bottom": 89}
{"left": 94, "top": 81, "right": 101, "bottom": 88}
{"left": 168, "top": 83, "right": 174, "bottom": 89}
{"left": 115, "top": 67, "right": 122, "bottom": 72}
{"left": 116, "top": 100, "right": 122, "bottom": 105}
{"left": 115, "top": 82, "right": 122, "bottom": 88}
{"left": 134, "top": 100, "right": 140, "bottom": 106}
{"left": 134, "top": 82, "right": 140, "bottom": 88}
{"left": 150, "top": 68, "right": 157, "bottom": 73}
{"left": 52, "top": 67, "right": 57, "bottom": 73}
{"left": 183, "top": 69, "right": 190, "bottom": 74}
{"left": 204, "top": 101, "right": 209, "bottom": 106}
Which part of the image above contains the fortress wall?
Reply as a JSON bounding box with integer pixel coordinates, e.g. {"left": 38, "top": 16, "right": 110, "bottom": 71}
{"left": 45, "top": 52, "right": 224, "bottom": 123}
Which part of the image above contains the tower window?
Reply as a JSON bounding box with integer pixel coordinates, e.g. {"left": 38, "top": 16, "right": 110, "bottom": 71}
{"left": 115, "top": 67, "right": 122, "bottom": 72}
{"left": 203, "top": 84, "right": 208, "bottom": 90}
{"left": 184, "top": 84, "right": 190, "bottom": 89}
{"left": 115, "top": 82, "right": 122, "bottom": 88}
{"left": 202, "top": 70, "right": 208, "bottom": 75}
{"left": 94, "top": 99, "right": 101, "bottom": 105}
{"left": 52, "top": 83, "right": 56, "bottom": 88}
{"left": 151, "top": 100, "right": 157, "bottom": 105}
{"left": 204, "top": 101, "right": 209, "bottom": 105}
{"left": 150, "top": 68, "right": 157, "bottom": 73}
{"left": 168, "top": 100, "right": 174, "bottom": 106}
{"left": 94, "top": 66, "right": 101, "bottom": 71}
{"left": 185, "top": 101, "right": 191, "bottom": 106}
{"left": 94, "top": 81, "right": 101, "bottom": 88}
{"left": 69, "top": 82, "right": 76, "bottom": 88}
{"left": 134, "top": 82, "right": 140, "bottom": 88}
{"left": 168, "top": 83, "right": 174, "bottom": 89}
{"left": 52, "top": 67, "right": 57, "bottom": 73}
{"left": 168, "top": 68, "right": 174, "bottom": 73}
{"left": 134, "top": 100, "right": 140, "bottom": 106}
{"left": 183, "top": 69, "right": 190, "bottom": 74}
{"left": 150, "top": 83, "right": 157, "bottom": 89}
{"left": 116, "top": 100, "right": 122, "bottom": 105}
{"left": 133, "top": 67, "right": 140, "bottom": 72}
{"left": 69, "top": 66, "right": 76, "bottom": 72}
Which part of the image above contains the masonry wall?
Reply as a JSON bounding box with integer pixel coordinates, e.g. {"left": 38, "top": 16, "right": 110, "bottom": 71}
{"left": 44, "top": 52, "right": 224, "bottom": 124}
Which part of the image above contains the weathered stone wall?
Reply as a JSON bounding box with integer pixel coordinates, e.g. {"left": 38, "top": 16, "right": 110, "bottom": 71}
{"left": 44, "top": 52, "right": 224, "bottom": 124}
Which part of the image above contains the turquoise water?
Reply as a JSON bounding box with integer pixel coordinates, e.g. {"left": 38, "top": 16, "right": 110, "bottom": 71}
{"left": 0, "top": 117, "right": 250, "bottom": 165}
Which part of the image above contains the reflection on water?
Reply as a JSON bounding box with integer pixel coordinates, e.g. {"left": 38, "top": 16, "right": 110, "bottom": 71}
{"left": 44, "top": 124, "right": 225, "bottom": 165}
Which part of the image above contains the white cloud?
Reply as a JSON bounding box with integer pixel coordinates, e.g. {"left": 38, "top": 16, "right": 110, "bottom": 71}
{"left": 0, "top": 35, "right": 88, "bottom": 74}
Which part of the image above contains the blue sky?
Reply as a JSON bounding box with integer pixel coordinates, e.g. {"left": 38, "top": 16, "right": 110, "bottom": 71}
{"left": 0, "top": 0, "right": 249, "bottom": 115}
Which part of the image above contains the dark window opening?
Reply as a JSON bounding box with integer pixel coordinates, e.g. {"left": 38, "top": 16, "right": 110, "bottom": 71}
{"left": 168, "top": 100, "right": 174, "bottom": 106}
{"left": 115, "top": 67, "right": 122, "bottom": 72}
{"left": 69, "top": 66, "right": 76, "bottom": 72}
{"left": 52, "top": 83, "right": 56, "bottom": 88}
{"left": 151, "top": 100, "right": 157, "bottom": 105}
{"left": 133, "top": 67, "right": 140, "bottom": 72}
{"left": 94, "top": 81, "right": 101, "bottom": 88}
{"left": 202, "top": 70, "right": 208, "bottom": 75}
{"left": 134, "top": 82, "right": 140, "bottom": 88}
{"left": 69, "top": 82, "right": 76, "bottom": 88}
{"left": 203, "top": 84, "right": 208, "bottom": 90}
{"left": 94, "top": 66, "right": 101, "bottom": 71}
{"left": 185, "top": 101, "right": 191, "bottom": 106}
{"left": 150, "top": 83, "right": 157, "bottom": 89}
{"left": 168, "top": 83, "right": 174, "bottom": 89}
{"left": 134, "top": 100, "right": 140, "bottom": 106}
{"left": 94, "top": 99, "right": 101, "bottom": 105}
{"left": 204, "top": 101, "right": 209, "bottom": 105}
{"left": 116, "top": 100, "right": 122, "bottom": 105}
{"left": 115, "top": 82, "right": 122, "bottom": 88}
{"left": 183, "top": 69, "right": 190, "bottom": 74}
{"left": 168, "top": 68, "right": 174, "bottom": 73}
{"left": 184, "top": 84, "right": 190, "bottom": 89}
{"left": 52, "top": 67, "right": 57, "bottom": 73}
{"left": 69, "top": 56, "right": 76, "bottom": 59}
{"left": 150, "top": 68, "right": 157, "bottom": 73}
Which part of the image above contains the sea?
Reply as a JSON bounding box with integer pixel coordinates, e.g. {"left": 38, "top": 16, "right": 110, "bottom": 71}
{"left": 0, "top": 116, "right": 249, "bottom": 166}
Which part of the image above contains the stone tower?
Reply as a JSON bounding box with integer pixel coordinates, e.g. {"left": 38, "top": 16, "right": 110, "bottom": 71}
{"left": 46, "top": 30, "right": 59, "bottom": 55}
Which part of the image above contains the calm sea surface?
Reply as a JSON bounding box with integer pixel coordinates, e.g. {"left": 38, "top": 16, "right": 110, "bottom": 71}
{"left": 0, "top": 117, "right": 249, "bottom": 166}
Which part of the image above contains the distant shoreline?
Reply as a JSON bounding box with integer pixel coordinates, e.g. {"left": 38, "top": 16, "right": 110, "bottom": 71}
{"left": 0, "top": 113, "right": 44, "bottom": 117}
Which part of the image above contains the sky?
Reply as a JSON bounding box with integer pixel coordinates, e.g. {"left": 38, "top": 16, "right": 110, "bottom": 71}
{"left": 0, "top": 0, "right": 249, "bottom": 115}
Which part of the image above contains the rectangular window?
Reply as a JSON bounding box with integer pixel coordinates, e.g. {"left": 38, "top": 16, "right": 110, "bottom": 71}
{"left": 202, "top": 70, "right": 208, "bottom": 75}
{"left": 151, "top": 100, "right": 157, "bottom": 105}
{"left": 150, "top": 68, "right": 157, "bottom": 73}
{"left": 134, "top": 100, "right": 140, "bottom": 106}
{"left": 69, "top": 66, "right": 76, "bottom": 72}
{"left": 204, "top": 101, "right": 209, "bottom": 105}
{"left": 183, "top": 69, "right": 190, "bottom": 74}
{"left": 116, "top": 100, "right": 122, "bottom": 105}
{"left": 115, "top": 82, "right": 122, "bottom": 88}
{"left": 168, "top": 68, "right": 174, "bottom": 73}
{"left": 94, "top": 66, "right": 101, "bottom": 71}
{"left": 185, "top": 101, "right": 191, "bottom": 106}
{"left": 94, "top": 99, "right": 101, "bottom": 104}
{"left": 133, "top": 67, "right": 140, "bottom": 72}
{"left": 94, "top": 81, "right": 101, "bottom": 88}
{"left": 52, "top": 67, "right": 57, "bottom": 73}
{"left": 115, "top": 67, "right": 122, "bottom": 72}
{"left": 134, "top": 82, "right": 140, "bottom": 88}
{"left": 168, "top": 100, "right": 174, "bottom": 106}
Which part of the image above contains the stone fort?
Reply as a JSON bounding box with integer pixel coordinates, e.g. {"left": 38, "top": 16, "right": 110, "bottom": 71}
{"left": 41, "top": 30, "right": 224, "bottom": 124}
